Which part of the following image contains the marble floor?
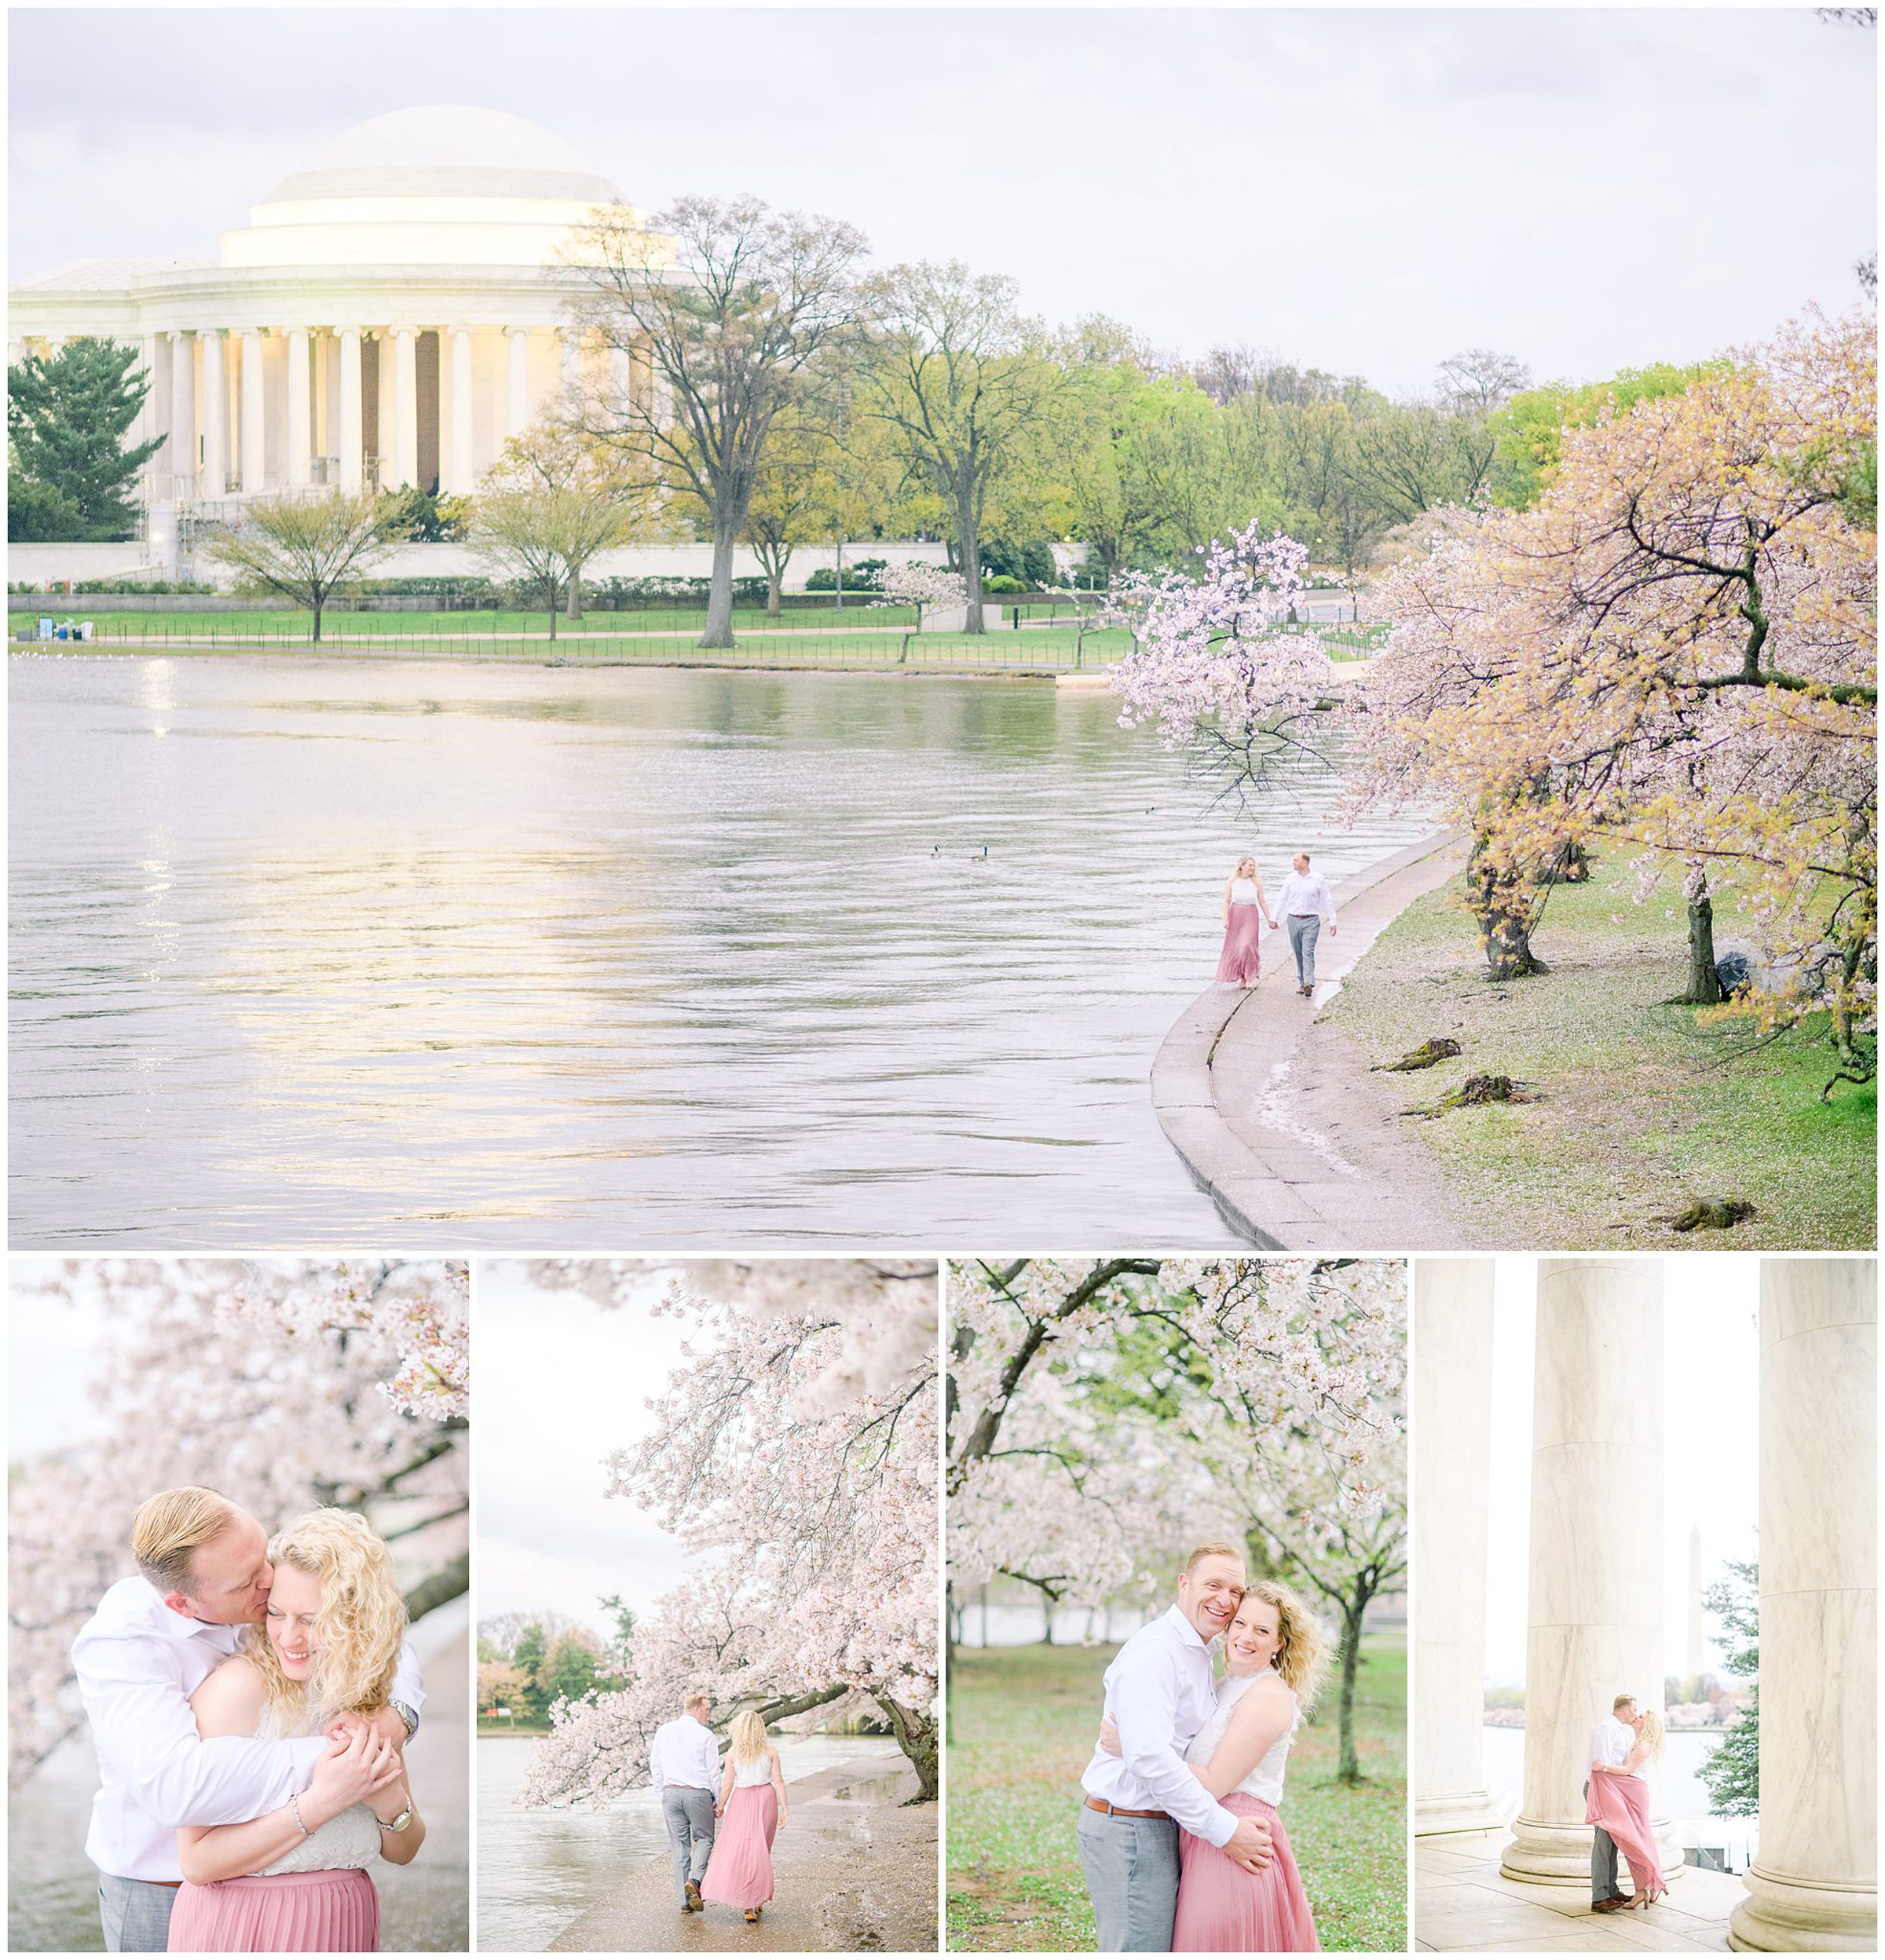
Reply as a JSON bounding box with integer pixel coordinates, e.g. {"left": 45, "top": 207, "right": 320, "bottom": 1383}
{"left": 1416, "top": 1828, "right": 1740, "bottom": 1952}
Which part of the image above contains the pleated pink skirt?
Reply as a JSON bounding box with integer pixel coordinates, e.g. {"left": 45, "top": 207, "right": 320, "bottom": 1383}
{"left": 701, "top": 1783, "right": 779, "bottom": 1910}
{"left": 1174, "top": 1794, "right": 1320, "bottom": 1952}
{"left": 168, "top": 1867, "right": 380, "bottom": 1952}
{"left": 1216, "top": 906, "right": 1265, "bottom": 985}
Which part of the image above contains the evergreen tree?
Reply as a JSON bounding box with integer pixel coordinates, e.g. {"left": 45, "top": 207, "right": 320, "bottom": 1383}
{"left": 7, "top": 338, "right": 163, "bottom": 541}
{"left": 1698, "top": 1558, "right": 1759, "bottom": 1817}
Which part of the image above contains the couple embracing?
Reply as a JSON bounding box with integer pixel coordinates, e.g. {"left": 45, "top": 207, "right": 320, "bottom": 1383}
{"left": 71, "top": 1486, "right": 429, "bottom": 1952}
{"left": 1078, "top": 1544, "right": 1324, "bottom": 1953}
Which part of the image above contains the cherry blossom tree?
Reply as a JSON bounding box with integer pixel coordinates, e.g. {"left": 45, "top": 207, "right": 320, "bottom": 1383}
{"left": 1108, "top": 522, "right": 1338, "bottom": 806}
{"left": 1355, "top": 309, "right": 1876, "bottom": 1073}
{"left": 875, "top": 560, "right": 968, "bottom": 620}
{"left": 947, "top": 1257, "right": 1405, "bottom": 1779}
{"left": 8, "top": 1260, "right": 468, "bottom": 1786}
{"left": 518, "top": 1270, "right": 939, "bottom": 1807}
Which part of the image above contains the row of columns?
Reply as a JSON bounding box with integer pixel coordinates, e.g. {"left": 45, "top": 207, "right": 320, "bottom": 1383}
{"left": 136, "top": 322, "right": 569, "bottom": 503}
{"left": 1414, "top": 1257, "right": 1876, "bottom": 1951}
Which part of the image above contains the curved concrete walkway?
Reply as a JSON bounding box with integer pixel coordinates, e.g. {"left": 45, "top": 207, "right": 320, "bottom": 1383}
{"left": 1151, "top": 831, "right": 1480, "bottom": 1250}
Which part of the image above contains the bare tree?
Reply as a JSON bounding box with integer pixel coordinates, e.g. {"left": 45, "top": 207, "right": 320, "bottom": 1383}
{"left": 1191, "top": 341, "right": 1268, "bottom": 405}
{"left": 568, "top": 195, "right": 868, "bottom": 649}
{"left": 205, "top": 491, "right": 401, "bottom": 643}
{"left": 1434, "top": 347, "right": 1532, "bottom": 415}
{"left": 861, "top": 261, "right": 1065, "bottom": 632}
{"left": 470, "top": 425, "right": 645, "bottom": 639}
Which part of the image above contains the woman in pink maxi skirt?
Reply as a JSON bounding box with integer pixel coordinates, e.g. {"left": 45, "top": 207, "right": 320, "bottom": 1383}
{"left": 1585, "top": 1710, "right": 1667, "bottom": 1908}
{"left": 169, "top": 1509, "right": 427, "bottom": 1954}
{"left": 702, "top": 1711, "right": 790, "bottom": 1923}
{"left": 1215, "top": 858, "right": 1276, "bottom": 987}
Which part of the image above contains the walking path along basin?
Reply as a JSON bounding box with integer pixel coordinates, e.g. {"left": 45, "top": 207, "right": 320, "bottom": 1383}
{"left": 1151, "top": 831, "right": 1482, "bottom": 1249}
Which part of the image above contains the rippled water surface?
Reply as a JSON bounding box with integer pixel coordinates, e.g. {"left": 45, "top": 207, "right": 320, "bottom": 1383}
{"left": 10, "top": 657, "right": 1425, "bottom": 1247}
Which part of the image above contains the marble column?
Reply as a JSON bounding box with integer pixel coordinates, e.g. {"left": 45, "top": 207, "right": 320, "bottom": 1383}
{"left": 139, "top": 333, "right": 166, "bottom": 495}
{"left": 167, "top": 331, "right": 195, "bottom": 500}
{"left": 339, "top": 328, "right": 364, "bottom": 493}
{"left": 447, "top": 327, "right": 474, "bottom": 493}
{"left": 240, "top": 331, "right": 265, "bottom": 492}
{"left": 392, "top": 327, "right": 419, "bottom": 488}
{"left": 1503, "top": 1259, "right": 1681, "bottom": 1885}
{"left": 1729, "top": 1260, "right": 1876, "bottom": 1952}
{"left": 1415, "top": 1259, "right": 1510, "bottom": 1836}
{"left": 505, "top": 327, "right": 529, "bottom": 439}
{"left": 199, "top": 331, "right": 227, "bottom": 496}
{"left": 285, "top": 327, "right": 311, "bottom": 488}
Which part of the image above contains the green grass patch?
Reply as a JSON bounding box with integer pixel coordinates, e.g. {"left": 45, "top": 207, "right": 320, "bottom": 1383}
{"left": 1330, "top": 852, "right": 1876, "bottom": 1248}
{"left": 477, "top": 1717, "right": 551, "bottom": 1735}
{"left": 946, "top": 1633, "right": 1406, "bottom": 1952}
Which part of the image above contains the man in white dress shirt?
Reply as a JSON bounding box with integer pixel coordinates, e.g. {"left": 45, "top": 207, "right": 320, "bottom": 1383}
{"left": 1586, "top": 1693, "right": 1644, "bottom": 1914}
{"left": 650, "top": 1692, "right": 721, "bottom": 1913}
{"left": 1276, "top": 852, "right": 1338, "bottom": 997}
{"left": 1077, "top": 1544, "right": 1274, "bottom": 1951}
{"left": 71, "top": 1486, "right": 423, "bottom": 1953}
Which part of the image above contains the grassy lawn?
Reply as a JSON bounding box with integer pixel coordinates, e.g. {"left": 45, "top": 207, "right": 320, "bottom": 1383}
{"left": 1330, "top": 851, "right": 1876, "bottom": 1249}
{"left": 946, "top": 1633, "right": 1407, "bottom": 1953}
{"left": 13, "top": 608, "right": 1135, "bottom": 667}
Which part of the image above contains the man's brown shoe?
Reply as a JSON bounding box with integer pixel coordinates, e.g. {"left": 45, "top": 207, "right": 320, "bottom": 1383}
{"left": 1592, "top": 1898, "right": 1624, "bottom": 1914}
{"left": 685, "top": 1880, "right": 704, "bottom": 1912}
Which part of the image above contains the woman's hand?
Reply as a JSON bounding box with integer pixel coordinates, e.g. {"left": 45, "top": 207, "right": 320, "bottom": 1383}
{"left": 306, "top": 1724, "right": 403, "bottom": 1827}
{"left": 1097, "top": 1714, "right": 1122, "bottom": 1757}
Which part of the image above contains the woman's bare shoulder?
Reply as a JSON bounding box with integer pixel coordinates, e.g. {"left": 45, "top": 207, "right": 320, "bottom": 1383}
{"left": 191, "top": 1652, "right": 269, "bottom": 1735}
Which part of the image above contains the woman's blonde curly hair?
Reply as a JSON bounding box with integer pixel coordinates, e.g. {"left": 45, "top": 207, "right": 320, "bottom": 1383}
{"left": 729, "top": 1710, "right": 769, "bottom": 1764}
{"left": 1239, "top": 1579, "right": 1330, "bottom": 1715}
{"left": 1636, "top": 1706, "right": 1666, "bottom": 1759}
{"left": 245, "top": 1508, "right": 405, "bottom": 1733}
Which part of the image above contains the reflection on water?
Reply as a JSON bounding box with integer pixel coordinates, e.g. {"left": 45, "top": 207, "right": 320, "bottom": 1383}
{"left": 477, "top": 1732, "right": 906, "bottom": 1953}
{"left": 10, "top": 658, "right": 1428, "bottom": 1246}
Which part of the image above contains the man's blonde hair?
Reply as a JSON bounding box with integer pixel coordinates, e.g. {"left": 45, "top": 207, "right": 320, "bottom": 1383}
{"left": 1613, "top": 1692, "right": 1638, "bottom": 1713}
{"left": 1182, "top": 1542, "right": 1245, "bottom": 1579}
{"left": 683, "top": 1691, "right": 711, "bottom": 1717}
{"left": 133, "top": 1486, "right": 238, "bottom": 1597}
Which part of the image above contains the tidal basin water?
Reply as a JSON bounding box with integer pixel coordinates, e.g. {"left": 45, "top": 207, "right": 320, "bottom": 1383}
{"left": 10, "top": 656, "right": 1425, "bottom": 1247}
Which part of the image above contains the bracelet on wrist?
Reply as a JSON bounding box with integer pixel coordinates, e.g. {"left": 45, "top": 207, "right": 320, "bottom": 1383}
{"left": 290, "top": 1794, "right": 312, "bottom": 1838}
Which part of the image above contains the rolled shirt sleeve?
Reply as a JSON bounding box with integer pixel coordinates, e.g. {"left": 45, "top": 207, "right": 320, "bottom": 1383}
{"left": 1113, "top": 1651, "right": 1239, "bottom": 1848}
{"left": 390, "top": 1640, "right": 424, "bottom": 1723}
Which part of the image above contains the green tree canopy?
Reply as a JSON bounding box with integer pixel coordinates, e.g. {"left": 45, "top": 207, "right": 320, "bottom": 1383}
{"left": 1489, "top": 362, "right": 1721, "bottom": 507}
{"left": 8, "top": 338, "right": 164, "bottom": 542}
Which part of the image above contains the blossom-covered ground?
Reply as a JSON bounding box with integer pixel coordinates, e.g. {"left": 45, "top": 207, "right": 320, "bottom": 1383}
{"left": 1327, "top": 854, "right": 1876, "bottom": 1249}
{"left": 945, "top": 1632, "right": 1406, "bottom": 1952}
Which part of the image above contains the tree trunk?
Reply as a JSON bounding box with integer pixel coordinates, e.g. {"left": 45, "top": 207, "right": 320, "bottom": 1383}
{"left": 1336, "top": 1594, "right": 1368, "bottom": 1784}
{"left": 547, "top": 583, "right": 558, "bottom": 642}
{"left": 1465, "top": 841, "right": 1544, "bottom": 980}
{"left": 958, "top": 494, "right": 985, "bottom": 633}
{"left": 402, "top": 1552, "right": 469, "bottom": 1622}
{"left": 766, "top": 563, "right": 783, "bottom": 618}
{"left": 311, "top": 594, "right": 323, "bottom": 645}
{"left": 1682, "top": 881, "right": 1723, "bottom": 1005}
{"left": 875, "top": 1691, "right": 939, "bottom": 1803}
{"left": 701, "top": 516, "right": 738, "bottom": 649}
{"left": 565, "top": 568, "right": 584, "bottom": 622}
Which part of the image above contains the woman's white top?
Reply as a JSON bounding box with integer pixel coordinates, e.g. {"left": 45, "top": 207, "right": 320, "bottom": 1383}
{"left": 255, "top": 1704, "right": 382, "bottom": 1874}
{"left": 1184, "top": 1667, "right": 1298, "bottom": 1806}
{"left": 1228, "top": 877, "right": 1263, "bottom": 905}
{"left": 731, "top": 1751, "right": 774, "bottom": 1789}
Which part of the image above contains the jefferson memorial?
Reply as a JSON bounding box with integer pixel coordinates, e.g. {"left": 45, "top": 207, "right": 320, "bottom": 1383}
{"left": 8, "top": 105, "right": 665, "bottom": 515}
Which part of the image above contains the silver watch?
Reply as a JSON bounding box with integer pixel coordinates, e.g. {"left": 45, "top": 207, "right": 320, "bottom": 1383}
{"left": 391, "top": 1699, "right": 419, "bottom": 1739}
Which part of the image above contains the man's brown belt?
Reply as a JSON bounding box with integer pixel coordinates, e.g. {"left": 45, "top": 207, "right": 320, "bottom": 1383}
{"left": 1085, "top": 1796, "right": 1171, "bottom": 1820}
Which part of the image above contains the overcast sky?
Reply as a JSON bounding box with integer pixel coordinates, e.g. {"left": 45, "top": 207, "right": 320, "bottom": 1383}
{"left": 9, "top": 8, "right": 1875, "bottom": 395}
{"left": 477, "top": 1260, "right": 699, "bottom": 1641}
{"left": 1478, "top": 1256, "right": 1760, "bottom": 1685}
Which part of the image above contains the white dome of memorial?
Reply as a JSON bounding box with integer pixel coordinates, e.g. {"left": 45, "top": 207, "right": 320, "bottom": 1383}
{"left": 8, "top": 105, "right": 663, "bottom": 505}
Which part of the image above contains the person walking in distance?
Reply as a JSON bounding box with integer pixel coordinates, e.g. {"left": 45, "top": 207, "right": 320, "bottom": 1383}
{"left": 1276, "top": 854, "right": 1338, "bottom": 998}
{"left": 650, "top": 1693, "right": 719, "bottom": 1915}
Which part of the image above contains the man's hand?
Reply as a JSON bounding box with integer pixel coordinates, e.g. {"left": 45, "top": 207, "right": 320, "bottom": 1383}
{"left": 325, "top": 1707, "right": 408, "bottom": 1753}
{"left": 1223, "top": 1814, "right": 1273, "bottom": 1872}
{"left": 1096, "top": 1714, "right": 1122, "bottom": 1757}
